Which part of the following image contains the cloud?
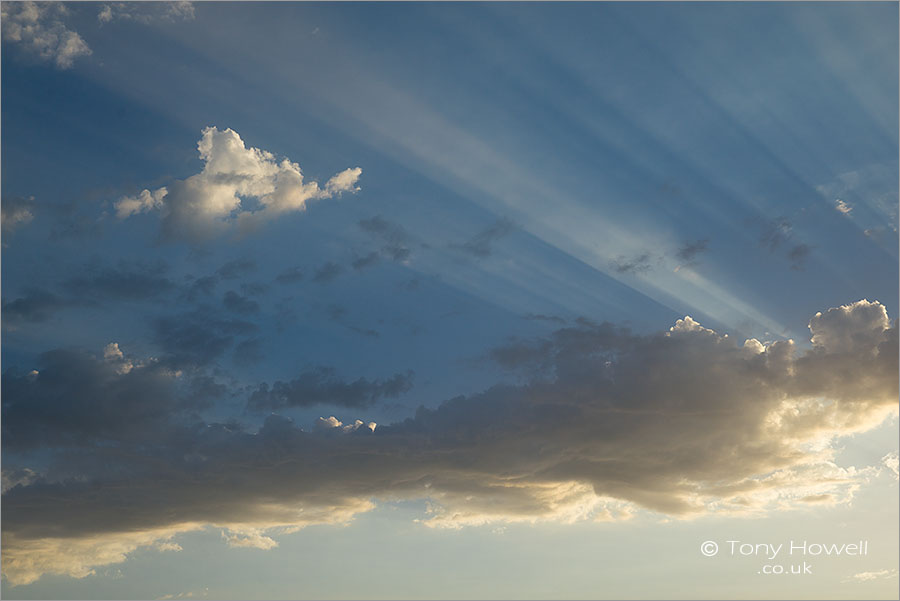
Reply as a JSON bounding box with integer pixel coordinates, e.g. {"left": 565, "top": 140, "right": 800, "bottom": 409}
{"left": 808, "top": 299, "right": 890, "bottom": 353}
{"left": 755, "top": 217, "right": 812, "bottom": 269}
{"left": 222, "top": 291, "right": 260, "bottom": 315}
{"left": 834, "top": 199, "right": 853, "bottom": 215}
{"left": 787, "top": 243, "right": 812, "bottom": 270}
{"left": 2, "top": 300, "right": 896, "bottom": 585}
{"left": 523, "top": 313, "right": 567, "bottom": 325}
{"left": 221, "top": 528, "right": 278, "bottom": 550}
{"left": 351, "top": 251, "right": 381, "bottom": 271}
{"left": 674, "top": 238, "right": 708, "bottom": 264}
{"left": 882, "top": 451, "right": 899, "bottom": 480}
{"left": 1, "top": 2, "right": 91, "bottom": 69}
{"left": 3, "top": 262, "right": 176, "bottom": 326}
{"left": 609, "top": 252, "right": 655, "bottom": 275}
{"left": 274, "top": 266, "right": 304, "bottom": 285}
{"left": 1, "top": 346, "right": 183, "bottom": 452}
{"left": 1, "top": 196, "right": 35, "bottom": 237}
{"left": 845, "top": 569, "right": 898, "bottom": 583}
{"left": 216, "top": 259, "right": 256, "bottom": 280}
{"left": 114, "top": 188, "right": 168, "bottom": 219}
{"left": 98, "top": 1, "right": 195, "bottom": 24}
{"left": 154, "top": 308, "right": 257, "bottom": 367}
{"left": 312, "top": 261, "right": 343, "bottom": 284}
{"left": 450, "top": 218, "right": 514, "bottom": 259}
{"left": 233, "top": 338, "right": 264, "bottom": 366}
{"left": 248, "top": 367, "right": 414, "bottom": 411}
{"left": 357, "top": 215, "right": 414, "bottom": 266}
{"left": 114, "top": 127, "right": 361, "bottom": 242}
{"left": 2, "top": 289, "right": 69, "bottom": 325}
{"left": 64, "top": 260, "right": 175, "bottom": 302}
{"left": 325, "top": 303, "right": 380, "bottom": 338}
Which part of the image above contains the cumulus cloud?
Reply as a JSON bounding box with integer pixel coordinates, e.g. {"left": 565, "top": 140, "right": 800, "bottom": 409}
{"left": 808, "top": 299, "right": 890, "bottom": 353}
{"left": 1, "top": 1, "right": 91, "bottom": 68}
{"left": 114, "top": 127, "right": 362, "bottom": 241}
{"left": 2, "top": 300, "right": 897, "bottom": 585}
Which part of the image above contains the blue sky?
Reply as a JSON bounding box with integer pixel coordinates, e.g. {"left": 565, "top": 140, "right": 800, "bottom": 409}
{"left": 2, "top": 2, "right": 898, "bottom": 599}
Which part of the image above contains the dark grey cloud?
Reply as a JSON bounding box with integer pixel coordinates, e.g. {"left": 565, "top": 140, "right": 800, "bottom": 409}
{"left": 609, "top": 252, "right": 654, "bottom": 275}
{"left": 675, "top": 239, "right": 709, "bottom": 263}
{"left": 358, "top": 215, "right": 413, "bottom": 264}
{"left": 216, "top": 259, "right": 257, "bottom": 280}
{"left": 233, "top": 338, "right": 264, "bottom": 366}
{"left": 759, "top": 217, "right": 793, "bottom": 251}
{"left": 523, "top": 313, "right": 567, "bottom": 325}
{"left": 154, "top": 308, "right": 258, "bottom": 367}
{"left": 182, "top": 275, "right": 219, "bottom": 302}
{"left": 64, "top": 260, "right": 175, "bottom": 302}
{"left": 3, "top": 261, "right": 175, "bottom": 325}
{"left": 326, "top": 304, "right": 347, "bottom": 321}
{"left": 247, "top": 367, "right": 414, "bottom": 411}
{"left": 351, "top": 251, "right": 381, "bottom": 271}
{"left": 312, "top": 261, "right": 343, "bottom": 284}
{"left": 1, "top": 349, "right": 181, "bottom": 452}
{"left": 240, "top": 282, "right": 269, "bottom": 297}
{"left": 222, "top": 291, "right": 260, "bottom": 315}
{"left": 451, "top": 218, "right": 514, "bottom": 259}
{"left": 326, "top": 304, "right": 380, "bottom": 338}
{"left": 2, "top": 301, "right": 896, "bottom": 585}
{"left": 788, "top": 243, "right": 812, "bottom": 270}
{"left": 2, "top": 289, "right": 69, "bottom": 324}
{"left": 274, "top": 266, "right": 304, "bottom": 285}
{"left": 756, "top": 218, "right": 812, "bottom": 269}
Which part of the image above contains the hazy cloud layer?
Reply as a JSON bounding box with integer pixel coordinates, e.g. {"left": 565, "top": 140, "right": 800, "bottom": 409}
{"left": 114, "top": 127, "right": 362, "bottom": 241}
{"left": 2, "top": 300, "right": 896, "bottom": 585}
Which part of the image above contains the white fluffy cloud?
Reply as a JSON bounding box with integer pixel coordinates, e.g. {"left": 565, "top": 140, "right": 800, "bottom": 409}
{"left": 808, "top": 299, "right": 891, "bottom": 354}
{"left": 114, "top": 188, "right": 168, "bottom": 219}
{"left": 1, "top": 2, "right": 91, "bottom": 69}
{"left": 115, "top": 127, "right": 362, "bottom": 241}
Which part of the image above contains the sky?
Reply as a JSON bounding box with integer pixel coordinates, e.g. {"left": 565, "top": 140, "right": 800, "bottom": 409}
{"left": 1, "top": 2, "right": 898, "bottom": 599}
